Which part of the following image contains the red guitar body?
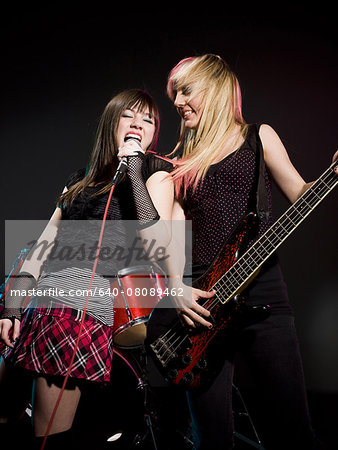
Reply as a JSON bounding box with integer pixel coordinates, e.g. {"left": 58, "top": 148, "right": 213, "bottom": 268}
{"left": 146, "top": 213, "right": 270, "bottom": 389}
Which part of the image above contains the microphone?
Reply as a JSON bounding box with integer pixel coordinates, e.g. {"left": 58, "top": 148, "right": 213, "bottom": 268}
{"left": 111, "top": 136, "right": 142, "bottom": 185}
{"left": 112, "top": 157, "right": 128, "bottom": 185}
{"left": 124, "top": 135, "right": 142, "bottom": 148}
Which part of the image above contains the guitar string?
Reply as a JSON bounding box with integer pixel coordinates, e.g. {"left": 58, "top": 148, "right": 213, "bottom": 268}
{"left": 158, "top": 194, "right": 338, "bottom": 366}
{"left": 205, "top": 169, "right": 338, "bottom": 308}
{"left": 154, "top": 167, "right": 338, "bottom": 365}
{"left": 155, "top": 168, "right": 338, "bottom": 365}
{"left": 157, "top": 169, "right": 338, "bottom": 364}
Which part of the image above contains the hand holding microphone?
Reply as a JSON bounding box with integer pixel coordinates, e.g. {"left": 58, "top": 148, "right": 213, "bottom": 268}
{"left": 118, "top": 134, "right": 144, "bottom": 159}
{"left": 116, "top": 135, "right": 159, "bottom": 227}
{"left": 113, "top": 136, "right": 144, "bottom": 185}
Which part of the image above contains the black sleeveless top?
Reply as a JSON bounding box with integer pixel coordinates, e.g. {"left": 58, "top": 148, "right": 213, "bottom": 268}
{"left": 183, "top": 124, "right": 292, "bottom": 314}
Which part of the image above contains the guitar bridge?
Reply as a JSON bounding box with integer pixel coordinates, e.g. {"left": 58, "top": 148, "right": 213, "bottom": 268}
{"left": 150, "top": 337, "right": 179, "bottom": 368}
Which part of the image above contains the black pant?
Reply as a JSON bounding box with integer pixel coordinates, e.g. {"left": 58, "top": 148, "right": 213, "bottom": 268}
{"left": 186, "top": 314, "right": 322, "bottom": 450}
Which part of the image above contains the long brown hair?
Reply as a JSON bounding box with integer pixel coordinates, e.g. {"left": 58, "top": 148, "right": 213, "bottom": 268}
{"left": 58, "top": 89, "right": 160, "bottom": 207}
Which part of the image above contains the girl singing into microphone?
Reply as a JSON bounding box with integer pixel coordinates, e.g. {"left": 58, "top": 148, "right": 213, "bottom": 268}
{"left": 0, "top": 89, "right": 175, "bottom": 448}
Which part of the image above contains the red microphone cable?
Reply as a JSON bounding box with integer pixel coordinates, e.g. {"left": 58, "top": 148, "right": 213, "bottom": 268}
{"left": 40, "top": 161, "right": 127, "bottom": 449}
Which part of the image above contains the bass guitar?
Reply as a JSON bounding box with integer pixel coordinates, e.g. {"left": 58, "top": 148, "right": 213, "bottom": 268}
{"left": 146, "top": 161, "right": 338, "bottom": 390}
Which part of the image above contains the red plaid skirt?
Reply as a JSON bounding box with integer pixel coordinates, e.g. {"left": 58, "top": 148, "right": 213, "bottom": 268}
{"left": 2, "top": 305, "right": 114, "bottom": 383}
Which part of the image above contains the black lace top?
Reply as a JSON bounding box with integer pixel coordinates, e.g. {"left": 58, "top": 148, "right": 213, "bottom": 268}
{"left": 62, "top": 152, "right": 174, "bottom": 221}
{"left": 35, "top": 153, "right": 174, "bottom": 325}
{"left": 50, "top": 153, "right": 174, "bottom": 275}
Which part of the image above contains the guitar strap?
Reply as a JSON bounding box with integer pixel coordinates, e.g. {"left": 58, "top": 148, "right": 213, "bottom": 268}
{"left": 171, "top": 124, "right": 270, "bottom": 223}
{"left": 252, "top": 123, "right": 270, "bottom": 223}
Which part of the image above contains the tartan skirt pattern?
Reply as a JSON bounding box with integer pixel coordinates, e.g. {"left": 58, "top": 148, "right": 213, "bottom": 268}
{"left": 3, "top": 305, "right": 114, "bottom": 383}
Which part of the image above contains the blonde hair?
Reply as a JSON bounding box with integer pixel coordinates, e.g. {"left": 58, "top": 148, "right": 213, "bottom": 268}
{"left": 167, "top": 54, "right": 248, "bottom": 194}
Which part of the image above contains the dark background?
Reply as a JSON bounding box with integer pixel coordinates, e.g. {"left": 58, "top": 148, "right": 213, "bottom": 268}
{"left": 1, "top": 4, "right": 338, "bottom": 448}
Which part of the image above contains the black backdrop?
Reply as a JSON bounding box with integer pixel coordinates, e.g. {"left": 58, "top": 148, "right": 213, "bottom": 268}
{"left": 2, "top": 3, "right": 337, "bottom": 400}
